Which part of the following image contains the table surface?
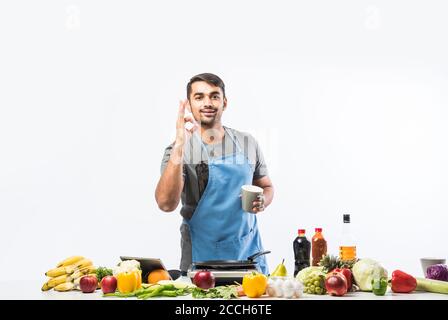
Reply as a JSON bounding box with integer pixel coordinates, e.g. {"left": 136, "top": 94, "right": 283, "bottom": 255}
{"left": 2, "top": 279, "right": 447, "bottom": 300}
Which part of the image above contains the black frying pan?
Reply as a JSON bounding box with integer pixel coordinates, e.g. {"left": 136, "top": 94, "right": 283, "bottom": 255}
{"left": 192, "top": 250, "right": 271, "bottom": 269}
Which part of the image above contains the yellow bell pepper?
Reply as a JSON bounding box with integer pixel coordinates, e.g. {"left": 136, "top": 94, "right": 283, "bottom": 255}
{"left": 242, "top": 272, "right": 267, "bottom": 298}
{"left": 116, "top": 270, "right": 142, "bottom": 294}
{"left": 136, "top": 270, "right": 142, "bottom": 289}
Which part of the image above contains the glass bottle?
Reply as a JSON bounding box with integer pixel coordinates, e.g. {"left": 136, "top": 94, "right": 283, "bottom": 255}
{"left": 339, "top": 214, "right": 357, "bottom": 261}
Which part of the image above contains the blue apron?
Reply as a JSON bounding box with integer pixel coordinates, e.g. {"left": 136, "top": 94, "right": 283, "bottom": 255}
{"left": 183, "top": 128, "right": 268, "bottom": 274}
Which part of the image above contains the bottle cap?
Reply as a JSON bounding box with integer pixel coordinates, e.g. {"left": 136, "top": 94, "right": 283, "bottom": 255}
{"left": 298, "top": 229, "right": 305, "bottom": 235}
{"left": 315, "top": 228, "right": 322, "bottom": 232}
{"left": 343, "top": 214, "right": 351, "bottom": 223}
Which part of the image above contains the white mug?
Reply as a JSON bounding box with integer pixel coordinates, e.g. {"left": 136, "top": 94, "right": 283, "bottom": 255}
{"left": 241, "top": 185, "right": 263, "bottom": 212}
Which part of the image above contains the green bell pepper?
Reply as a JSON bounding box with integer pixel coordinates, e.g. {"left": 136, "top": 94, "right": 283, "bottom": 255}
{"left": 372, "top": 277, "right": 388, "bottom": 296}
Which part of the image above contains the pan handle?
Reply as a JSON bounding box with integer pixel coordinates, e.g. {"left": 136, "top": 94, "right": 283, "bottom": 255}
{"left": 248, "top": 250, "right": 271, "bottom": 262}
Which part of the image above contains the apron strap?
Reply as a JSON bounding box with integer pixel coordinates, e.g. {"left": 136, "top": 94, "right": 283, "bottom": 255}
{"left": 224, "top": 126, "right": 243, "bottom": 154}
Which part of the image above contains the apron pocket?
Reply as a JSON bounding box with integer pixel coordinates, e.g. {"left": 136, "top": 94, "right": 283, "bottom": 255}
{"left": 215, "top": 228, "right": 260, "bottom": 260}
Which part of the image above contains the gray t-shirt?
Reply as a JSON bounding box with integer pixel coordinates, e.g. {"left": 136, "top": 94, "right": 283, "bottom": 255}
{"left": 160, "top": 126, "right": 269, "bottom": 272}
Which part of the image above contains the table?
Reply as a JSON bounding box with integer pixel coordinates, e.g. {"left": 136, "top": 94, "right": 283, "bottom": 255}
{"left": 1, "top": 280, "right": 447, "bottom": 300}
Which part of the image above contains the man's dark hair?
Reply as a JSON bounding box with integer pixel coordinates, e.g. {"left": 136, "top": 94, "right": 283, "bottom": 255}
{"left": 187, "top": 73, "right": 226, "bottom": 99}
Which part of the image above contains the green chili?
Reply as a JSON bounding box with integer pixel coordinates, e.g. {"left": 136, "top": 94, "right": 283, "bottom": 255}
{"left": 160, "top": 290, "right": 178, "bottom": 297}
{"left": 103, "top": 292, "right": 136, "bottom": 298}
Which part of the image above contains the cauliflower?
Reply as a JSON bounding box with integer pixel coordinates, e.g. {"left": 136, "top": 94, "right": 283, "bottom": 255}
{"left": 113, "top": 259, "right": 141, "bottom": 276}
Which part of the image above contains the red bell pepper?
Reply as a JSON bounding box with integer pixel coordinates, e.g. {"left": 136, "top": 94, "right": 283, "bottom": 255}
{"left": 390, "top": 270, "right": 417, "bottom": 293}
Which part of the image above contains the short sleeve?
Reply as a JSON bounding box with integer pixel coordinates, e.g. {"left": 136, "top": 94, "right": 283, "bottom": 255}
{"left": 160, "top": 143, "right": 186, "bottom": 178}
{"left": 253, "top": 138, "right": 269, "bottom": 180}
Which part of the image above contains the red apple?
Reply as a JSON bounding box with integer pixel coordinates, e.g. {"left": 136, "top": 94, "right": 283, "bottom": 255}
{"left": 193, "top": 270, "right": 215, "bottom": 289}
{"left": 80, "top": 275, "right": 98, "bottom": 293}
{"left": 332, "top": 268, "right": 353, "bottom": 291}
{"left": 325, "top": 273, "right": 348, "bottom": 296}
{"left": 100, "top": 276, "right": 117, "bottom": 294}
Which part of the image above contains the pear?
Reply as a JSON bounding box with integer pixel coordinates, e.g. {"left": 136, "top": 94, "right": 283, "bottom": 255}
{"left": 271, "top": 259, "right": 287, "bottom": 277}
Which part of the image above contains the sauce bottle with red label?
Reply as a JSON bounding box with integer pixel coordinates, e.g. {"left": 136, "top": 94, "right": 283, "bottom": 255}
{"left": 311, "top": 228, "right": 327, "bottom": 266}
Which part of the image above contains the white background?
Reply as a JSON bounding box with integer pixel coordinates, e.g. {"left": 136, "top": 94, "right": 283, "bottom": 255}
{"left": 1, "top": 0, "right": 447, "bottom": 284}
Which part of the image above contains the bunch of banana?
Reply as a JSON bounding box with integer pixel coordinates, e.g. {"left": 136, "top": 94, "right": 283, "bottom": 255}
{"left": 42, "top": 256, "right": 97, "bottom": 292}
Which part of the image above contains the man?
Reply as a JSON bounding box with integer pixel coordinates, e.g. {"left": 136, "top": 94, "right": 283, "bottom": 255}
{"left": 155, "top": 73, "right": 274, "bottom": 275}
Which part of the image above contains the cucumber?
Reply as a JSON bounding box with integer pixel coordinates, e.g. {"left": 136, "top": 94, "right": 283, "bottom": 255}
{"left": 416, "top": 277, "right": 448, "bottom": 294}
{"left": 157, "top": 280, "right": 195, "bottom": 289}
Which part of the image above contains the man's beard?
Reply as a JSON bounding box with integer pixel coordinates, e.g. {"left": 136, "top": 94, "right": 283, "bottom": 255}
{"left": 199, "top": 115, "right": 216, "bottom": 125}
{"left": 199, "top": 109, "right": 219, "bottom": 126}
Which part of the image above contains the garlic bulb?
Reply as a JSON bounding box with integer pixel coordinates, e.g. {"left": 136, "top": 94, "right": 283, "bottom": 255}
{"left": 266, "top": 278, "right": 277, "bottom": 297}
{"left": 293, "top": 280, "right": 304, "bottom": 298}
{"left": 282, "top": 279, "right": 296, "bottom": 299}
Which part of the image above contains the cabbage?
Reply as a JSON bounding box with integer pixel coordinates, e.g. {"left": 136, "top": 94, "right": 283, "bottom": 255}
{"left": 296, "top": 266, "right": 325, "bottom": 283}
{"left": 352, "top": 259, "right": 388, "bottom": 291}
{"left": 426, "top": 264, "right": 448, "bottom": 281}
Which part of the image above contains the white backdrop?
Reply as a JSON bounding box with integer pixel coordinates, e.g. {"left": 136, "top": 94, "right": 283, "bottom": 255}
{"left": 1, "top": 1, "right": 447, "bottom": 284}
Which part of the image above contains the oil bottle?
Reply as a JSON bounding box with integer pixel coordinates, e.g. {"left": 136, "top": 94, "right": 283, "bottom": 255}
{"left": 339, "top": 214, "right": 357, "bottom": 261}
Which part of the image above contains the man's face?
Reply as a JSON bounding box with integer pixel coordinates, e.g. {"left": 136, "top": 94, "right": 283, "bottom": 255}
{"left": 188, "top": 81, "right": 227, "bottom": 126}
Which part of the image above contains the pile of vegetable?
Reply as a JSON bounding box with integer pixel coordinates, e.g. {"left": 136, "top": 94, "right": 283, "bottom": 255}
{"left": 192, "top": 285, "right": 239, "bottom": 299}
{"left": 351, "top": 258, "right": 388, "bottom": 292}
{"left": 341, "top": 258, "right": 448, "bottom": 296}
{"left": 113, "top": 260, "right": 142, "bottom": 294}
{"left": 387, "top": 269, "right": 448, "bottom": 294}
{"left": 296, "top": 255, "right": 357, "bottom": 296}
{"left": 105, "top": 282, "right": 194, "bottom": 299}
{"left": 46, "top": 256, "right": 448, "bottom": 299}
